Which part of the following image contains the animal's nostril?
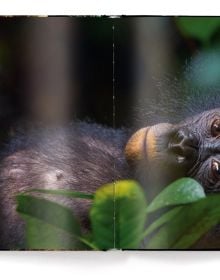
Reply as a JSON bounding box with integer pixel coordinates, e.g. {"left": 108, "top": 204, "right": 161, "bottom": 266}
{"left": 172, "top": 130, "right": 185, "bottom": 144}
{"left": 171, "top": 129, "right": 198, "bottom": 149}
{"left": 169, "top": 129, "right": 199, "bottom": 162}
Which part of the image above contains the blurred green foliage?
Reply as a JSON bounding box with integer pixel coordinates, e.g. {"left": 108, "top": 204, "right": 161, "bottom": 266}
{"left": 17, "top": 194, "right": 83, "bottom": 249}
{"left": 16, "top": 178, "right": 220, "bottom": 250}
{"left": 177, "top": 17, "right": 220, "bottom": 44}
{"left": 175, "top": 17, "right": 220, "bottom": 94}
{"left": 185, "top": 51, "right": 220, "bottom": 89}
{"left": 147, "top": 195, "right": 220, "bottom": 249}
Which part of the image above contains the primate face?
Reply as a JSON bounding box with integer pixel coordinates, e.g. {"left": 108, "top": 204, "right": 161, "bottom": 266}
{"left": 125, "top": 108, "right": 220, "bottom": 192}
{"left": 182, "top": 108, "right": 220, "bottom": 192}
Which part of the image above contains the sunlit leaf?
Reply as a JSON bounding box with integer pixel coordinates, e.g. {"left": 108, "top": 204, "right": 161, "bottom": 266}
{"left": 147, "top": 178, "right": 205, "bottom": 213}
{"left": 90, "top": 180, "right": 147, "bottom": 249}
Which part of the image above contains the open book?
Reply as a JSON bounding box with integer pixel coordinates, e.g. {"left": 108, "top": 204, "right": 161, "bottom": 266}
{"left": 0, "top": 16, "right": 220, "bottom": 250}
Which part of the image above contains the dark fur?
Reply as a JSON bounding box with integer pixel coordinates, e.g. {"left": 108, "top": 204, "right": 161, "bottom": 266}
{"left": 0, "top": 122, "right": 131, "bottom": 249}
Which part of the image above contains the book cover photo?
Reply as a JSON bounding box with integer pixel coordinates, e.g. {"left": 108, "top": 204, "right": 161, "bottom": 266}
{"left": 0, "top": 16, "right": 219, "bottom": 250}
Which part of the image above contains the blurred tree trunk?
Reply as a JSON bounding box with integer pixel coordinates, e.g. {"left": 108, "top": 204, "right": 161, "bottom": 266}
{"left": 134, "top": 17, "right": 175, "bottom": 126}
{"left": 23, "top": 17, "right": 78, "bottom": 125}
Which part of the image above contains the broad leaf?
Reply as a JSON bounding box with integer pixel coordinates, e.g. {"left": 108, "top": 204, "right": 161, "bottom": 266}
{"left": 142, "top": 207, "right": 183, "bottom": 240}
{"left": 147, "top": 178, "right": 205, "bottom": 213}
{"left": 147, "top": 194, "right": 220, "bottom": 249}
{"left": 17, "top": 194, "right": 83, "bottom": 249}
{"left": 90, "top": 180, "right": 147, "bottom": 250}
{"left": 21, "top": 215, "right": 82, "bottom": 250}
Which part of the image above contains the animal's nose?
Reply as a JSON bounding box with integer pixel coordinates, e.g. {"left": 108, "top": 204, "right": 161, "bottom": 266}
{"left": 169, "top": 129, "right": 199, "bottom": 162}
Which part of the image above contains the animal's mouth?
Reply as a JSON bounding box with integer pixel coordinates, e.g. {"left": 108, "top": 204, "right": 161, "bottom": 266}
{"left": 125, "top": 123, "right": 174, "bottom": 165}
{"left": 124, "top": 126, "right": 150, "bottom": 164}
{"left": 125, "top": 123, "right": 198, "bottom": 182}
{"left": 168, "top": 129, "right": 199, "bottom": 161}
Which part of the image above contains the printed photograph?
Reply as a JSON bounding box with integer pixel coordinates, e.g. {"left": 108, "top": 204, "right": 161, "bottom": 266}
{"left": 0, "top": 16, "right": 220, "bottom": 250}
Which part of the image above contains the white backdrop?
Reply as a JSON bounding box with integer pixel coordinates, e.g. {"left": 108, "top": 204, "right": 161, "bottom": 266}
{"left": 0, "top": 251, "right": 220, "bottom": 280}
{"left": 1, "top": 1, "right": 220, "bottom": 279}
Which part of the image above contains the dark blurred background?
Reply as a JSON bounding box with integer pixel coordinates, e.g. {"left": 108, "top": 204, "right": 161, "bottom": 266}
{"left": 0, "top": 16, "right": 220, "bottom": 139}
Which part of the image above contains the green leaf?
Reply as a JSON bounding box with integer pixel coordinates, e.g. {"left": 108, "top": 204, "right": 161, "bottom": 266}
{"left": 147, "top": 194, "right": 220, "bottom": 249}
{"left": 26, "top": 188, "right": 94, "bottom": 200}
{"left": 90, "top": 180, "right": 147, "bottom": 250}
{"left": 17, "top": 194, "right": 83, "bottom": 249}
{"left": 176, "top": 17, "right": 220, "bottom": 44}
{"left": 147, "top": 178, "right": 205, "bottom": 213}
{"left": 21, "top": 215, "right": 82, "bottom": 250}
{"left": 142, "top": 207, "right": 183, "bottom": 240}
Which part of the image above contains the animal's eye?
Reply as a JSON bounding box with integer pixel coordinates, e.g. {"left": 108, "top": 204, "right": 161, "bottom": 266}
{"left": 211, "top": 119, "right": 220, "bottom": 137}
{"left": 211, "top": 159, "right": 220, "bottom": 180}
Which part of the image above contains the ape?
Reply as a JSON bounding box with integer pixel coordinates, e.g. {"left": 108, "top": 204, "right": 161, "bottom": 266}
{"left": 1, "top": 90, "right": 220, "bottom": 249}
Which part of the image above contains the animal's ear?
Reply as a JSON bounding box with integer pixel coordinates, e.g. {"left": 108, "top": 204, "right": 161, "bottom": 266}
{"left": 125, "top": 123, "right": 174, "bottom": 166}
